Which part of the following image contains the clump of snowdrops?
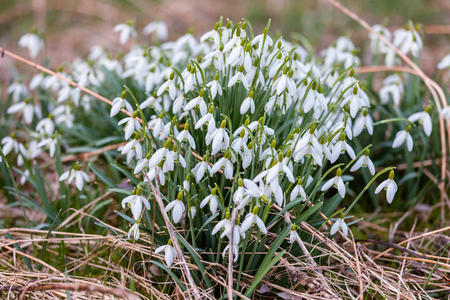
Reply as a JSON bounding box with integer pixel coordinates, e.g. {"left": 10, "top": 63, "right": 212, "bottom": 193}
{"left": 2, "top": 18, "right": 449, "bottom": 295}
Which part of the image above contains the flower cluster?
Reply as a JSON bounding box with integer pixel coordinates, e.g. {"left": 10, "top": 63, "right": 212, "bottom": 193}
{"left": 2, "top": 19, "right": 446, "bottom": 269}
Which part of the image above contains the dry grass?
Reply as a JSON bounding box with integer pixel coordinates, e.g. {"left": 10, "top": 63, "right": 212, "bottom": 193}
{"left": 1, "top": 1, "right": 449, "bottom": 299}
{"left": 0, "top": 207, "right": 449, "bottom": 299}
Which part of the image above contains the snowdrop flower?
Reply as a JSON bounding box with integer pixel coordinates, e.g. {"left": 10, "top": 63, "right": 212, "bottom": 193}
{"left": 37, "top": 134, "right": 58, "bottom": 157}
{"left": 228, "top": 66, "right": 250, "bottom": 90}
{"left": 185, "top": 88, "right": 208, "bottom": 116}
{"left": 128, "top": 223, "right": 140, "bottom": 240}
{"left": 437, "top": 54, "right": 450, "bottom": 70}
{"left": 58, "top": 163, "right": 90, "bottom": 191}
{"left": 240, "top": 206, "right": 267, "bottom": 235}
{"left": 290, "top": 178, "right": 307, "bottom": 202}
{"left": 113, "top": 22, "right": 136, "bottom": 44}
{"left": 143, "top": 21, "right": 168, "bottom": 40}
{"left": 157, "top": 72, "right": 177, "bottom": 100}
{"left": 344, "top": 84, "right": 370, "bottom": 118}
{"left": 240, "top": 90, "right": 255, "bottom": 115}
{"left": 1, "top": 135, "right": 19, "bottom": 156}
{"left": 148, "top": 113, "right": 166, "bottom": 139}
{"left": 7, "top": 98, "right": 35, "bottom": 124}
{"left": 289, "top": 224, "right": 300, "bottom": 244}
{"left": 330, "top": 133, "right": 356, "bottom": 163}
{"left": 212, "top": 211, "right": 232, "bottom": 238}
{"left": 36, "top": 116, "right": 55, "bottom": 135}
{"left": 121, "top": 187, "right": 150, "bottom": 221}
{"left": 353, "top": 109, "right": 374, "bottom": 137}
{"left": 242, "top": 179, "right": 269, "bottom": 210}
{"left": 321, "top": 168, "right": 346, "bottom": 198}
{"left": 207, "top": 73, "right": 223, "bottom": 99}
{"left": 393, "top": 25, "right": 422, "bottom": 57}
{"left": 207, "top": 120, "right": 229, "bottom": 155}
{"left": 120, "top": 133, "right": 143, "bottom": 164}
{"left": 200, "top": 187, "right": 219, "bottom": 214}
{"left": 111, "top": 92, "right": 133, "bottom": 117}
{"left": 118, "top": 111, "right": 141, "bottom": 140}
{"left": 379, "top": 74, "right": 403, "bottom": 105}
{"left": 350, "top": 149, "right": 375, "bottom": 175}
{"left": 165, "top": 192, "right": 186, "bottom": 223}
{"left": 375, "top": 170, "right": 397, "bottom": 204}
{"left": 18, "top": 32, "right": 44, "bottom": 58}
{"left": 148, "top": 139, "right": 176, "bottom": 172}
{"left": 441, "top": 107, "right": 450, "bottom": 120}
{"left": 330, "top": 217, "right": 348, "bottom": 236}
{"left": 155, "top": 239, "right": 177, "bottom": 267}
{"left": 176, "top": 122, "right": 196, "bottom": 149}
{"left": 192, "top": 155, "right": 211, "bottom": 183}
{"left": 392, "top": 125, "right": 413, "bottom": 152}
{"left": 408, "top": 106, "right": 432, "bottom": 137}
{"left": 8, "top": 82, "right": 29, "bottom": 102}
{"left": 210, "top": 151, "right": 234, "bottom": 180}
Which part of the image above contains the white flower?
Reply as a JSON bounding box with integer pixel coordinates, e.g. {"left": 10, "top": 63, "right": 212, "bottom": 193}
{"left": 240, "top": 207, "right": 267, "bottom": 235}
{"left": 441, "top": 107, "right": 450, "bottom": 120}
{"left": 118, "top": 112, "right": 141, "bottom": 140}
{"left": 207, "top": 74, "right": 223, "bottom": 99}
{"left": 379, "top": 74, "right": 403, "bottom": 105}
{"left": 155, "top": 240, "right": 177, "bottom": 267}
{"left": 393, "top": 27, "right": 422, "bottom": 57}
{"left": 228, "top": 66, "right": 250, "bottom": 90}
{"left": 206, "top": 120, "right": 229, "bottom": 155}
{"left": 289, "top": 225, "right": 300, "bottom": 244}
{"left": 212, "top": 213, "right": 232, "bottom": 238}
{"left": 143, "top": 21, "right": 168, "bottom": 40}
{"left": 240, "top": 90, "right": 255, "bottom": 115}
{"left": 18, "top": 33, "right": 44, "bottom": 58}
{"left": 176, "top": 124, "right": 196, "bottom": 149}
{"left": 121, "top": 188, "right": 150, "bottom": 221}
{"left": 437, "top": 54, "right": 450, "bottom": 70}
{"left": 408, "top": 109, "right": 432, "bottom": 137}
{"left": 111, "top": 95, "right": 133, "bottom": 117}
{"left": 36, "top": 117, "right": 55, "bottom": 135}
{"left": 59, "top": 164, "right": 90, "bottom": 191}
{"left": 8, "top": 82, "right": 29, "bottom": 102}
{"left": 210, "top": 152, "right": 234, "bottom": 180}
{"left": 192, "top": 159, "right": 211, "bottom": 183}
{"left": 290, "top": 178, "right": 307, "bottom": 202}
{"left": 185, "top": 89, "right": 208, "bottom": 116}
{"left": 375, "top": 170, "right": 397, "bottom": 204}
{"left": 330, "top": 218, "right": 348, "bottom": 236}
{"left": 1, "top": 136, "right": 19, "bottom": 156}
{"left": 120, "top": 135, "right": 143, "bottom": 164}
{"left": 392, "top": 126, "right": 413, "bottom": 152}
{"left": 321, "top": 168, "right": 346, "bottom": 199}
{"left": 200, "top": 187, "right": 219, "bottom": 214}
{"left": 128, "top": 223, "right": 140, "bottom": 240}
{"left": 353, "top": 110, "right": 374, "bottom": 137}
{"left": 330, "top": 133, "right": 356, "bottom": 163}
{"left": 113, "top": 22, "right": 136, "bottom": 44}
{"left": 7, "top": 99, "right": 35, "bottom": 124}
{"left": 157, "top": 72, "right": 177, "bottom": 100}
{"left": 37, "top": 135, "right": 57, "bottom": 157}
{"left": 350, "top": 150, "right": 375, "bottom": 175}
{"left": 165, "top": 192, "right": 185, "bottom": 223}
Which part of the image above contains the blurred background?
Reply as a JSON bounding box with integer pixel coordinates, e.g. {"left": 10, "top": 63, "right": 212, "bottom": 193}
{"left": 0, "top": 0, "right": 449, "bottom": 81}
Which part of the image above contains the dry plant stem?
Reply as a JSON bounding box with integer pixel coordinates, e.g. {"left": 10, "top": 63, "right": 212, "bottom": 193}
{"left": 227, "top": 208, "right": 238, "bottom": 300}
{"left": 0, "top": 282, "right": 140, "bottom": 300}
{"left": 349, "top": 231, "right": 363, "bottom": 299}
{"left": 144, "top": 174, "right": 202, "bottom": 300}
{"left": 324, "top": 0, "right": 449, "bottom": 225}
{"left": 62, "top": 141, "right": 129, "bottom": 162}
{"left": 293, "top": 231, "right": 338, "bottom": 297}
{"left": 0, "top": 47, "right": 140, "bottom": 122}
{"left": 375, "top": 225, "right": 450, "bottom": 260}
